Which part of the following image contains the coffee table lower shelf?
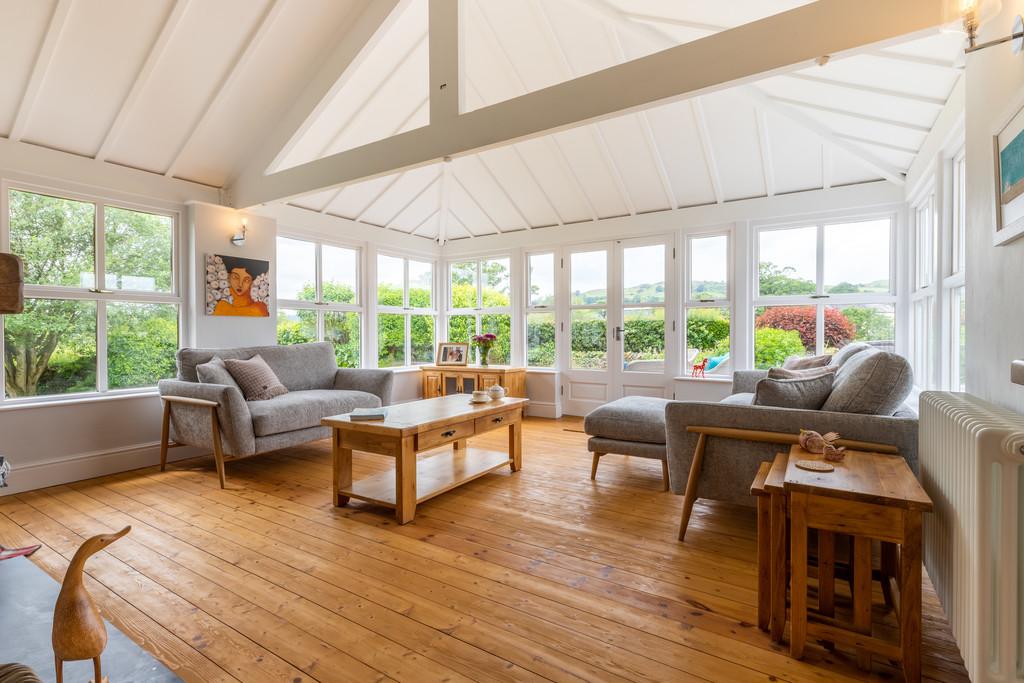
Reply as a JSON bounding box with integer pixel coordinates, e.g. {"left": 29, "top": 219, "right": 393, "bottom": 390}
{"left": 339, "top": 447, "right": 512, "bottom": 509}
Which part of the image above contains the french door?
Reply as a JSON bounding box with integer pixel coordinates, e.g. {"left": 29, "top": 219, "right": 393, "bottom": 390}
{"left": 561, "top": 236, "right": 672, "bottom": 415}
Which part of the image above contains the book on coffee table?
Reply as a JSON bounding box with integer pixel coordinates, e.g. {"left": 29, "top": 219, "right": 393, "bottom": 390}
{"left": 349, "top": 407, "right": 388, "bottom": 421}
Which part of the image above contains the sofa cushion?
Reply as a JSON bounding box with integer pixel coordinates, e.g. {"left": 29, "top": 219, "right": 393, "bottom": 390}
{"left": 248, "top": 389, "right": 381, "bottom": 437}
{"left": 177, "top": 342, "right": 337, "bottom": 390}
{"left": 721, "top": 392, "right": 755, "bottom": 406}
{"left": 583, "top": 396, "right": 669, "bottom": 445}
{"left": 828, "top": 342, "right": 873, "bottom": 368}
{"left": 768, "top": 366, "right": 838, "bottom": 380}
{"left": 783, "top": 353, "right": 831, "bottom": 370}
{"left": 822, "top": 348, "right": 913, "bottom": 415}
{"left": 223, "top": 355, "right": 288, "bottom": 401}
{"left": 195, "top": 357, "right": 240, "bottom": 389}
{"left": 754, "top": 373, "right": 834, "bottom": 410}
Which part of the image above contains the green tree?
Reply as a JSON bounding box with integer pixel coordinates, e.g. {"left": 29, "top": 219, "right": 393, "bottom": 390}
{"left": 686, "top": 309, "right": 730, "bottom": 353}
{"left": 754, "top": 328, "right": 806, "bottom": 369}
{"left": 758, "top": 262, "right": 815, "bottom": 296}
{"left": 839, "top": 306, "right": 894, "bottom": 344}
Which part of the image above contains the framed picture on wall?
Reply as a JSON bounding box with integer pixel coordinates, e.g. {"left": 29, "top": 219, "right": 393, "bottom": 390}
{"left": 994, "top": 94, "right": 1024, "bottom": 246}
{"left": 436, "top": 342, "right": 469, "bottom": 366}
{"left": 206, "top": 254, "right": 271, "bottom": 317}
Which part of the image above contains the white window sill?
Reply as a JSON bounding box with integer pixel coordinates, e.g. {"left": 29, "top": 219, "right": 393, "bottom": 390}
{"left": 673, "top": 375, "right": 732, "bottom": 384}
{"left": 0, "top": 389, "right": 160, "bottom": 412}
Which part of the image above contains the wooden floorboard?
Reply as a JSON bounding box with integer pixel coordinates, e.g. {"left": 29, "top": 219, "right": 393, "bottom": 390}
{"left": 0, "top": 416, "right": 968, "bottom": 682}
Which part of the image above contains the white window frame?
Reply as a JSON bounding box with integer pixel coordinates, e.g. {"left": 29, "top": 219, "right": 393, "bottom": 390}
{"left": 0, "top": 179, "right": 183, "bottom": 405}
{"left": 276, "top": 233, "right": 364, "bottom": 367}
{"left": 944, "top": 146, "right": 967, "bottom": 391}
{"left": 909, "top": 184, "right": 937, "bottom": 388}
{"left": 751, "top": 211, "right": 899, "bottom": 367}
{"left": 446, "top": 255, "right": 513, "bottom": 363}
{"left": 683, "top": 228, "right": 734, "bottom": 378}
{"left": 524, "top": 249, "right": 557, "bottom": 369}
{"left": 375, "top": 251, "right": 437, "bottom": 367}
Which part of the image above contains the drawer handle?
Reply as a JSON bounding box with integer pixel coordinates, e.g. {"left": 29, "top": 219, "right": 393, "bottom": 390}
{"left": 492, "top": 416, "right": 504, "bottom": 424}
{"left": 441, "top": 430, "right": 457, "bottom": 438}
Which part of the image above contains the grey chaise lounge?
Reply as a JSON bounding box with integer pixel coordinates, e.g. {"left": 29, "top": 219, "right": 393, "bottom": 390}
{"left": 157, "top": 342, "right": 393, "bottom": 487}
{"left": 584, "top": 396, "right": 670, "bottom": 490}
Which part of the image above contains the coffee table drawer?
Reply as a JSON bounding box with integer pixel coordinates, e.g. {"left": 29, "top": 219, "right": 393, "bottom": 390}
{"left": 475, "top": 408, "right": 520, "bottom": 434}
{"left": 417, "top": 420, "right": 475, "bottom": 451}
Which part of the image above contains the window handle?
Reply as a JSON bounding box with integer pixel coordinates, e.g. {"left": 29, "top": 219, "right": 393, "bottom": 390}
{"left": 88, "top": 288, "right": 112, "bottom": 294}
{"left": 613, "top": 326, "right": 625, "bottom": 342}
{"left": 809, "top": 294, "right": 830, "bottom": 299}
{"left": 698, "top": 298, "right": 716, "bottom": 303}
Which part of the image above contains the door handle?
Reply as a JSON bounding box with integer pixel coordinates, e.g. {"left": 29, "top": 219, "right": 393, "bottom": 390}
{"left": 613, "top": 326, "right": 625, "bottom": 342}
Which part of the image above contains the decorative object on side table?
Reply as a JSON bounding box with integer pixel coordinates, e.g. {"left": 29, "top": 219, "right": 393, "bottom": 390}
{"left": 471, "top": 333, "right": 497, "bottom": 367}
{"left": 487, "top": 384, "right": 505, "bottom": 400}
{"left": 822, "top": 443, "right": 847, "bottom": 462}
{"left": 52, "top": 526, "right": 131, "bottom": 683}
{"left": 798, "top": 429, "right": 840, "bottom": 454}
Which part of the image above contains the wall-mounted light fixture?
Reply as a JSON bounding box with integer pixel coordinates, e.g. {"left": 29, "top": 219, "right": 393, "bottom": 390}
{"left": 949, "top": 0, "right": 1023, "bottom": 55}
{"left": 231, "top": 218, "right": 247, "bottom": 247}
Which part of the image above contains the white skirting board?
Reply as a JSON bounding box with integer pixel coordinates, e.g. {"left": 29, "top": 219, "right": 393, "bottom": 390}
{"left": 525, "top": 401, "right": 562, "bottom": 419}
{"left": 0, "top": 442, "right": 204, "bottom": 496}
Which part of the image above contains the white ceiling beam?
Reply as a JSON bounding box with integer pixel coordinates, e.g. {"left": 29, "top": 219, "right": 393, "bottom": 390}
{"left": 438, "top": 162, "right": 451, "bottom": 244}
{"left": 782, "top": 72, "right": 947, "bottom": 107}
{"left": 835, "top": 133, "right": 920, "bottom": 156}
{"left": 9, "top": 0, "right": 74, "bottom": 141}
{"left": 429, "top": 0, "right": 461, "bottom": 122}
{"left": 692, "top": 98, "right": 724, "bottom": 204}
{"left": 95, "top": 0, "right": 191, "bottom": 161}
{"left": 744, "top": 86, "right": 906, "bottom": 185}
{"left": 766, "top": 96, "right": 932, "bottom": 134}
{"left": 227, "top": 0, "right": 945, "bottom": 208}
{"left": 233, "top": 0, "right": 410, "bottom": 182}
{"left": 409, "top": 208, "right": 439, "bottom": 236}
{"left": 451, "top": 172, "right": 503, "bottom": 233}
{"left": 382, "top": 170, "right": 440, "bottom": 229}
{"left": 532, "top": 0, "right": 635, "bottom": 216}
{"left": 604, "top": 23, "right": 677, "bottom": 210}
{"left": 323, "top": 95, "right": 429, "bottom": 216}
{"left": 163, "top": 0, "right": 284, "bottom": 179}
{"left": 755, "top": 107, "right": 776, "bottom": 198}
{"left": 474, "top": 154, "right": 534, "bottom": 229}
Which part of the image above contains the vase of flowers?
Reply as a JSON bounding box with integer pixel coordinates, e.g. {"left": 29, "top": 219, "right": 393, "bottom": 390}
{"left": 472, "top": 333, "right": 497, "bottom": 367}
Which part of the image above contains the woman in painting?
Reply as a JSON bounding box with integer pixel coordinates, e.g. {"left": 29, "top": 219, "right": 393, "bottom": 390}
{"left": 212, "top": 255, "right": 270, "bottom": 317}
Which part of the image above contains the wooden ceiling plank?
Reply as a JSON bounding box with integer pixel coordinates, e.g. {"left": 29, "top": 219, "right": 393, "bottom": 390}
{"left": 228, "top": 0, "right": 945, "bottom": 207}
{"left": 164, "top": 0, "right": 285, "bottom": 179}
{"left": 409, "top": 208, "right": 439, "bottom": 236}
{"left": 745, "top": 85, "right": 905, "bottom": 185}
{"left": 95, "top": 0, "right": 192, "bottom": 161}
{"left": 10, "top": 0, "right": 75, "bottom": 142}
{"left": 475, "top": 154, "right": 533, "bottom": 230}
{"left": 691, "top": 98, "right": 724, "bottom": 204}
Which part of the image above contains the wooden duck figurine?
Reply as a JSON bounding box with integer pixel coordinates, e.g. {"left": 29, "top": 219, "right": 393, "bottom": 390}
{"left": 52, "top": 526, "right": 130, "bottom": 683}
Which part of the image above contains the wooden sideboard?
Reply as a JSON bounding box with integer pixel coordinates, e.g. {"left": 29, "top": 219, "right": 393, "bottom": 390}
{"left": 419, "top": 365, "right": 526, "bottom": 399}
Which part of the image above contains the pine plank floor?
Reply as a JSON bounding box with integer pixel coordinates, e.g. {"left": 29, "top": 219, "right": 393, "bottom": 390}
{"left": 0, "top": 416, "right": 967, "bottom": 682}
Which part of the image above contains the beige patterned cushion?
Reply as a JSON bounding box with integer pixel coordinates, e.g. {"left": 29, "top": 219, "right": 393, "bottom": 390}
{"left": 223, "top": 355, "right": 288, "bottom": 401}
{"left": 783, "top": 353, "right": 831, "bottom": 370}
{"left": 753, "top": 373, "right": 835, "bottom": 410}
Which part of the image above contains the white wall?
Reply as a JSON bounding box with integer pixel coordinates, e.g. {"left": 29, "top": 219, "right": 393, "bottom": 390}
{"left": 964, "top": 1, "right": 1024, "bottom": 413}
{"left": 188, "top": 202, "right": 278, "bottom": 348}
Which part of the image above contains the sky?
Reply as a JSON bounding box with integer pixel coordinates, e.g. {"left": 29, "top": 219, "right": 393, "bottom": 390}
{"left": 759, "top": 219, "right": 891, "bottom": 287}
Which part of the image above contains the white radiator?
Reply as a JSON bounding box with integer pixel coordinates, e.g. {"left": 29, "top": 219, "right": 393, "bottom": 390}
{"left": 920, "top": 392, "right": 1024, "bottom": 683}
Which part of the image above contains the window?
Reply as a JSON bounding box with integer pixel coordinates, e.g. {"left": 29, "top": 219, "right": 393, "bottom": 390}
{"left": 622, "top": 243, "right": 667, "bottom": 373}
{"left": 276, "top": 236, "right": 361, "bottom": 367}
{"left": 946, "top": 148, "right": 967, "bottom": 391}
{"left": 569, "top": 250, "right": 607, "bottom": 369}
{"left": 525, "top": 251, "right": 555, "bottom": 368}
{"left": 447, "top": 257, "right": 511, "bottom": 364}
{"left": 910, "top": 191, "right": 937, "bottom": 387}
{"left": 685, "top": 232, "right": 731, "bottom": 377}
{"left": 377, "top": 253, "right": 435, "bottom": 368}
{"left": 754, "top": 218, "right": 895, "bottom": 369}
{"left": 3, "top": 187, "right": 179, "bottom": 399}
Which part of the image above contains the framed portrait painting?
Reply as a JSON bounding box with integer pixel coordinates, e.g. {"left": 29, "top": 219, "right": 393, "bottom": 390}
{"left": 994, "top": 95, "right": 1024, "bottom": 246}
{"left": 436, "top": 342, "right": 469, "bottom": 366}
{"left": 206, "top": 254, "right": 271, "bottom": 317}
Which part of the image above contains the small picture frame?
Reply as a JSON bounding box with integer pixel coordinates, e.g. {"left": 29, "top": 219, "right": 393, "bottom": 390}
{"left": 436, "top": 342, "right": 469, "bottom": 366}
{"left": 993, "top": 93, "right": 1024, "bottom": 246}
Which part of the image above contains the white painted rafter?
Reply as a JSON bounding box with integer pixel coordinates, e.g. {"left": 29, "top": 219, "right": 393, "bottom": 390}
{"left": 448, "top": 207, "right": 479, "bottom": 238}
{"left": 744, "top": 85, "right": 905, "bottom": 185}
{"left": 474, "top": 154, "right": 535, "bottom": 229}
{"left": 782, "top": 72, "right": 947, "bottom": 107}
{"left": 409, "top": 208, "right": 439, "bottom": 236}
{"left": 766, "top": 95, "right": 931, "bottom": 134}
{"left": 438, "top": 161, "right": 451, "bottom": 244}
{"left": 95, "top": 0, "right": 192, "bottom": 161}
{"left": 835, "top": 133, "right": 920, "bottom": 156}
{"left": 451, "top": 171, "right": 503, "bottom": 233}
{"left": 755, "top": 107, "right": 776, "bottom": 197}
{"left": 10, "top": 0, "right": 75, "bottom": 142}
{"left": 382, "top": 169, "right": 441, "bottom": 229}
{"left": 691, "top": 98, "right": 724, "bottom": 204}
{"left": 228, "top": 0, "right": 946, "bottom": 207}
{"left": 165, "top": 0, "right": 285, "bottom": 179}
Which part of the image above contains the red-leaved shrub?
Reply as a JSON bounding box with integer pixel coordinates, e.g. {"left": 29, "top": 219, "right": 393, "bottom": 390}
{"left": 755, "top": 306, "right": 855, "bottom": 351}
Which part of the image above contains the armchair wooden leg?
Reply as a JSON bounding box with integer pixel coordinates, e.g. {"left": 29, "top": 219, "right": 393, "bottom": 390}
{"left": 159, "top": 400, "right": 171, "bottom": 472}
{"left": 210, "top": 407, "right": 228, "bottom": 489}
{"left": 661, "top": 459, "right": 670, "bottom": 492}
{"left": 677, "top": 433, "right": 707, "bottom": 541}
{"left": 590, "top": 452, "right": 603, "bottom": 480}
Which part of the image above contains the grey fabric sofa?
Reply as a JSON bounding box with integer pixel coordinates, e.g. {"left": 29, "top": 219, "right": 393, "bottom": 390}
{"left": 157, "top": 342, "right": 393, "bottom": 487}
{"left": 666, "top": 343, "right": 918, "bottom": 539}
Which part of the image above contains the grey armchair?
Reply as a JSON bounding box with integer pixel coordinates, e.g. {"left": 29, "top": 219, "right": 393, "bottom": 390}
{"left": 157, "top": 342, "right": 393, "bottom": 487}
{"left": 666, "top": 347, "right": 918, "bottom": 540}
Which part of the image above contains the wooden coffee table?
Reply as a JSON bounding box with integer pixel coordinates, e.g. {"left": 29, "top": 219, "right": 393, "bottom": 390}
{"left": 322, "top": 394, "right": 528, "bottom": 524}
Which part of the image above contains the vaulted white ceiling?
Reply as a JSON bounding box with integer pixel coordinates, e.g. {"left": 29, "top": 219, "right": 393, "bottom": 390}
{"left": 0, "top": 0, "right": 964, "bottom": 241}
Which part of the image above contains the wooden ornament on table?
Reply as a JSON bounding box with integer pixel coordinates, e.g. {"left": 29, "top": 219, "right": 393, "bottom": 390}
{"left": 0, "top": 253, "right": 24, "bottom": 314}
{"left": 52, "top": 526, "right": 131, "bottom": 683}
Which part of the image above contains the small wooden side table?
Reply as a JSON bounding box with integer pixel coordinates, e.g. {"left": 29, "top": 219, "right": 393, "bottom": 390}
{"left": 784, "top": 445, "right": 933, "bottom": 682}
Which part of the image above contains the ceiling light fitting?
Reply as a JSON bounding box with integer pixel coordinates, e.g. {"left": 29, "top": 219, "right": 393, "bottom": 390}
{"left": 950, "top": 0, "right": 1023, "bottom": 55}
